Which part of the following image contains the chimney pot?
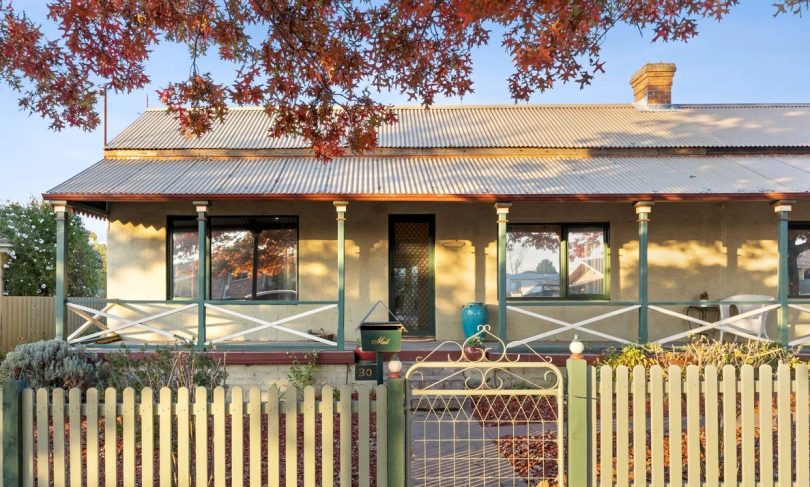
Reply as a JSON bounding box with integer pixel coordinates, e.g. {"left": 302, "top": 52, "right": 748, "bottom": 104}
{"left": 630, "top": 63, "right": 676, "bottom": 107}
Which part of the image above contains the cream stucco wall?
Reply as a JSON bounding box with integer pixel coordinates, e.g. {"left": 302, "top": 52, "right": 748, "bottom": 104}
{"left": 105, "top": 200, "right": 810, "bottom": 346}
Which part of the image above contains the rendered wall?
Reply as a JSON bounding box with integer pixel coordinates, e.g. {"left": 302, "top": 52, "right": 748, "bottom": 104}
{"left": 105, "top": 200, "right": 810, "bottom": 345}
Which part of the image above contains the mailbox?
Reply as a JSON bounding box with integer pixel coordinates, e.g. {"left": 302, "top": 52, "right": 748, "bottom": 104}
{"left": 359, "top": 321, "right": 403, "bottom": 352}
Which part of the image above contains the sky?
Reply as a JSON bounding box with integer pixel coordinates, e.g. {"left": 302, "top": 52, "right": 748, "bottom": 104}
{"left": 0, "top": 2, "right": 808, "bottom": 243}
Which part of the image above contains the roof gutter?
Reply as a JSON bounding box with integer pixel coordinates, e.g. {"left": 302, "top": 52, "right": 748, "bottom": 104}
{"left": 41, "top": 192, "right": 810, "bottom": 204}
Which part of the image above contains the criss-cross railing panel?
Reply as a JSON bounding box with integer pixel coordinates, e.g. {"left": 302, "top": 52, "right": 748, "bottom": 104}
{"left": 506, "top": 303, "right": 641, "bottom": 349}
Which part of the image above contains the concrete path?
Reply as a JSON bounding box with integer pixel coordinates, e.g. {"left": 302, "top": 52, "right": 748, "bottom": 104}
{"left": 408, "top": 403, "right": 557, "bottom": 487}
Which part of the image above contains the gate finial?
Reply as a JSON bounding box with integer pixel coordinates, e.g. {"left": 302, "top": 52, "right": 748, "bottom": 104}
{"left": 569, "top": 335, "right": 584, "bottom": 359}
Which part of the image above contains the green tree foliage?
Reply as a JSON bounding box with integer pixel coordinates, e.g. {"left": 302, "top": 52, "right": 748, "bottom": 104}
{"left": 0, "top": 1, "right": 804, "bottom": 159}
{"left": 0, "top": 200, "right": 104, "bottom": 296}
{"left": 535, "top": 258, "right": 557, "bottom": 274}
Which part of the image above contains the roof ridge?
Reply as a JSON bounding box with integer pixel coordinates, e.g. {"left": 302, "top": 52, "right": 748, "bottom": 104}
{"left": 142, "top": 103, "right": 810, "bottom": 112}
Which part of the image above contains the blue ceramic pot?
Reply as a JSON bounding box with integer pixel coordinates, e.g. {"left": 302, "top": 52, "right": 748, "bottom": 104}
{"left": 461, "top": 302, "right": 488, "bottom": 339}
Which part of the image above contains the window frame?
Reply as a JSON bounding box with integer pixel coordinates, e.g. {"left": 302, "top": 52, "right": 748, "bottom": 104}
{"left": 167, "top": 215, "right": 300, "bottom": 301}
{"left": 504, "top": 222, "right": 610, "bottom": 301}
{"left": 788, "top": 222, "right": 810, "bottom": 299}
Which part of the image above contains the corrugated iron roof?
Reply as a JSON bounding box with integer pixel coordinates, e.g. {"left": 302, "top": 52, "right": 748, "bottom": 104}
{"left": 105, "top": 105, "right": 810, "bottom": 150}
{"left": 44, "top": 155, "right": 810, "bottom": 199}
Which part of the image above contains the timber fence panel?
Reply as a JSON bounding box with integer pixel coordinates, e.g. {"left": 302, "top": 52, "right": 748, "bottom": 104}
{"left": 358, "top": 385, "right": 370, "bottom": 487}
{"left": 213, "top": 386, "right": 226, "bottom": 487}
{"left": 614, "top": 366, "right": 630, "bottom": 487}
{"left": 303, "top": 387, "right": 315, "bottom": 487}
{"left": 36, "top": 388, "right": 49, "bottom": 487}
{"left": 589, "top": 363, "right": 810, "bottom": 487}
{"left": 704, "top": 366, "right": 719, "bottom": 487}
{"left": 177, "top": 387, "right": 190, "bottom": 487}
{"left": 140, "top": 388, "right": 154, "bottom": 487}
{"left": 591, "top": 365, "right": 599, "bottom": 487}
{"left": 599, "top": 365, "right": 613, "bottom": 487}
{"left": 741, "top": 365, "right": 755, "bottom": 487}
{"left": 104, "top": 388, "right": 117, "bottom": 487}
{"left": 631, "top": 365, "right": 646, "bottom": 487}
{"left": 339, "top": 384, "right": 352, "bottom": 486}
{"left": 230, "top": 387, "right": 244, "bottom": 487}
{"left": 193, "top": 387, "right": 207, "bottom": 487}
{"left": 759, "top": 366, "right": 774, "bottom": 487}
{"left": 85, "top": 388, "right": 98, "bottom": 487}
{"left": 722, "top": 365, "right": 737, "bottom": 486}
{"left": 268, "top": 386, "right": 280, "bottom": 487}
{"left": 123, "top": 388, "right": 136, "bottom": 487}
{"left": 22, "top": 388, "right": 32, "bottom": 487}
{"left": 285, "top": 387, "right": 297, "bottom": 487}
{"left": 649, "top": 366, "right": 664, "bottom": 487}
{"left": 68, "top": 388, "right": 81, "bottom": 487}
{"left": 777, "top": 364, "right": 792, "bottom": 487}
{"left": 685, "top": 366, "right": 700, "bottom": 487}
{"left": 248, "top": 387, "right": 261, "bottom": 487}
{"left": 797, "top": 365, "right": 809, "bottom": 487}
{"left": 159, "top": 388, "right": 172, "bottom": 487}
{"left": 321, "top": 385, "right": 335, "bottom": 487}
{"left": 5, "top": 383, "right": 389, "bottom": 487}
{"left": 668, "top": 365, "right": 683, "bottom": 487}
{"left": 52, "top": 388, "right": 65, "bottom": 487}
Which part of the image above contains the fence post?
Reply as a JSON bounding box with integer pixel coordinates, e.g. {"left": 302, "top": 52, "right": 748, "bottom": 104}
{"left": 386, "top": 376, "right": 406, "bottom": 487}
{"left": 2, "top": 380, "right": 26, "bottom": 486}
{"left": 567, "top": 354, "right": 592, "bottom": 487}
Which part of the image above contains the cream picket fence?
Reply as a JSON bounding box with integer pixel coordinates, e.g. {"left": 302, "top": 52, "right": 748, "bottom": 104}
{"left": 591, "top": 364, "right": 810, "bottom": 487}
{"left": 4, "top": 384, "right": 388, "bottom": 487}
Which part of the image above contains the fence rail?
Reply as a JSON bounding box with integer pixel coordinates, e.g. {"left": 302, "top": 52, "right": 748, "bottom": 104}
{"left": 591, "top": 363, "right": 810, "bottom": 487}
{"left": 2, "top": 384, "right": 390, "bottom": 487}
{"left": 0, "top": 297, "right": 105, "bottom": 352}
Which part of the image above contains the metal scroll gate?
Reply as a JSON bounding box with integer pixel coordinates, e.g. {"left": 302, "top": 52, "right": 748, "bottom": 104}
{"left": 405, "top": 328, "right": 565, "bottom": 486}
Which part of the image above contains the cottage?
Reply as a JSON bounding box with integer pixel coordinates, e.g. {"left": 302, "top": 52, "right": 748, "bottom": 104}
{"left": 43, "top": 63, "right": 810, "bottom": 355}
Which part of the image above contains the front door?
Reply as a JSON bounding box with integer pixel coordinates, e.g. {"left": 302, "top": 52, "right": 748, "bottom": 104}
{"left": 389, "top": 215, "right": 435, "bottom": 338}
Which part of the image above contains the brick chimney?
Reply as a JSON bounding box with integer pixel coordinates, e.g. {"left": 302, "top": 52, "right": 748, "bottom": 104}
{"left": 630, "top": 63, "right": 676, "bottom": 107}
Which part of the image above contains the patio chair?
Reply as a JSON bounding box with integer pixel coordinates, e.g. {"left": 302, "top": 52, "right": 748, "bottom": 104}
{"left": 717, "top": 294, "right": 775, "bottom": 342}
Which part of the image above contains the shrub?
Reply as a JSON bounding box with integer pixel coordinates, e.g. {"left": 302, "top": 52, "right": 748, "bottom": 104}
{"left": 0, "top": 340, "right": 99, "bottom": 389}
{"left": 286, "top": 351, "right": 319, "bottom": 391}
{"left": 597, "top": 336, "right": 803, "bottom": 376}
{"left": 101, "top": 344, "right": 227, "bottom": 392}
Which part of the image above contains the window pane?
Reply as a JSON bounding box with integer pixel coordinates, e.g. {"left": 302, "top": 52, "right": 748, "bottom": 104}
{"left": 256, "top": 227, "right": 298, "bottom": 301}
{"left": 507, "top": 225, "right": 561, "bottom": 298}
{"left": 171, "top": 229, "right": 198, "bottom": 299}
{"left": 211, "top": 229, "right": 254, "bottom": 300}
{"left": 789, "top": 227, "right": 810, "bottom": 296}
{"left": 567, "top": 227, "right": 606, "bottom": 296}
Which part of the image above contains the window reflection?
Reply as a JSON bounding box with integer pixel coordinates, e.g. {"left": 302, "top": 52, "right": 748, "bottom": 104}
{"left": 169, "top": 217, "right": 298, "bottom": 300}
{"left": 506, "top": 224, "right": 607, "bottom": 299}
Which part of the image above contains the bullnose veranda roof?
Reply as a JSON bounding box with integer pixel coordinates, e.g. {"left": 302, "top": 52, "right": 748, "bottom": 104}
{"left": 106, "top": 104, "right": 810, "bottom": 150}
{"left": 46, "top": 155, "right": 810, "bottom": 201}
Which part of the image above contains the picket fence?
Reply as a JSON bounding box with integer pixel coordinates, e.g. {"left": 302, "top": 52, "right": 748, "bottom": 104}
{"left": 3, "top": 363, "right": 810, "bottom": 487}
{"left": 590, "top": 363, "right": 810, "bottom": 487}
{"left": 1, "top": 384, "right": 395, "bottom": 487}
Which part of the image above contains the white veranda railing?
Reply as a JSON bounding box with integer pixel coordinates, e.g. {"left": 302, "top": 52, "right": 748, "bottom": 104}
{"left": 506, "top": 304, "right": 641, "bottom": 349}
{"left": 204, "top": 303, "right": 338, "bottom": 346}
{"left": 652, "top": 303, "right": 780, "bottom": 344}
{"left": 66, "top": 301, "right": 197, "bottom": 345}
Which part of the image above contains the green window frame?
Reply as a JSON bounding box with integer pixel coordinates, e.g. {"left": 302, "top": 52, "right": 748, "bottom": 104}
{"left": 167, "top": 216, "right": 299, "bottom": 301}
{"left": 505, "top": 223, "right": 610, "bottom": 300}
